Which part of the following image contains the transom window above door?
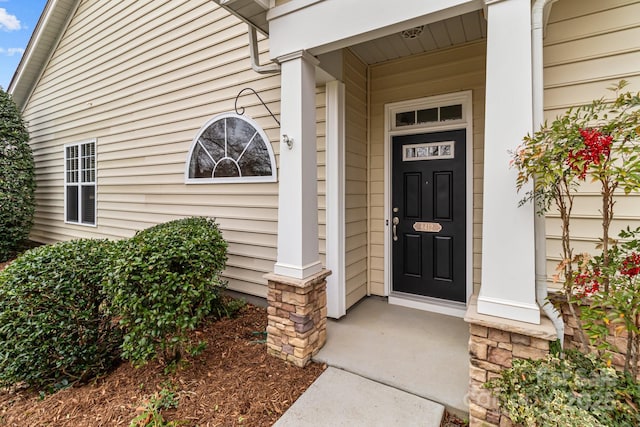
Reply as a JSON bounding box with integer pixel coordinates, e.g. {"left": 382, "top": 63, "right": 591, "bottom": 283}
{"left": 185, "top": 113, "right": 277, "bottom": 184}
{"left": 395, "top": 104, "right": 463, "bottom": 128}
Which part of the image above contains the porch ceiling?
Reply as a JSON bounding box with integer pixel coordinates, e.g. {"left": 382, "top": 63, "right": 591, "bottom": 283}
{"left": 349, "top": 10, "right": 486, "bottom": 65}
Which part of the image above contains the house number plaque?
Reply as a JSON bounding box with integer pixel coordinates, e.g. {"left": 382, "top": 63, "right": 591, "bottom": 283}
{"left": 413, "top": 222, "right": 442, "bottom": 233}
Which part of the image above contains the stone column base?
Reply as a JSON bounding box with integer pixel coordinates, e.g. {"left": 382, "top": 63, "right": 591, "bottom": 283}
{"left": 264, "top": 269, "right": 331, "bottom": 367}
{"left": 465, "top": 296, "right": 557, "bottom": 427}
{"left": 550, "top": 295, "right": 640, "bottom": 378}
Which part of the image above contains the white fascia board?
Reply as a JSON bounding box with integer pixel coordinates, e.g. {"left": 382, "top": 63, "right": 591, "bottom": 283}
{"left": 9, "top": 0, "right": 81, "bottom": 110}
{"left": 268, "top": 0, "right": 483, "bottom": 59}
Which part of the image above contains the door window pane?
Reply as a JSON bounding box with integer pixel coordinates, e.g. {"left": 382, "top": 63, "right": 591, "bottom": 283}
{"left": 403, "top": 141, "right": 455, "bottom": 161}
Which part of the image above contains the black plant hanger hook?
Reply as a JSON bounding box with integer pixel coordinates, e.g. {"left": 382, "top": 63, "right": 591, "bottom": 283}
{"left": 234, "top": 87, "right": 280, "bottom": 126}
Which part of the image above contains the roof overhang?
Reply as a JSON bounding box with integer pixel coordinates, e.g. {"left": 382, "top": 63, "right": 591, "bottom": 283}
{"left": 267, "top": 0, "right": 483, "bottom": 59}
{"left": 211, "top": 0, "right": 270, "bottom": 36}
{"left": 8, "top": 0, "right": 81, "bottom": 110}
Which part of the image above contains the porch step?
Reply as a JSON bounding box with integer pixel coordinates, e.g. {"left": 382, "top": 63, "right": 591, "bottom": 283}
{"left": 273, "top": 367, "right": 444, "bottom": 427}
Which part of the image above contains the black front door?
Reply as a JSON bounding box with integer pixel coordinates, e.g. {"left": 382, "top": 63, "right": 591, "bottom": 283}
{"left": 392, "top": 129, "right": 466, "bottom": 302}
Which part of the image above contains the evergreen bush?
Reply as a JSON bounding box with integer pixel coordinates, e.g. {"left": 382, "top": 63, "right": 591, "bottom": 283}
{"left": 0, "top": 88, "right": 35, "bottom": 262}
{"left": 0, "top": 239, "right": 122, "bottom": 389}
{"left": 105, "top": 217, "right": 229, "bottom": 365}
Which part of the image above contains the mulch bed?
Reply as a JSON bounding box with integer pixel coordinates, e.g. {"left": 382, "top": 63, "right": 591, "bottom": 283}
{"left": 0, "top": 256, "right": 468, "bottom": 426}
{"left": 441, "top": 411, "right": 468, "bottom": 426}
{"left": 0, "top": 304, "right": 326, "bottom": 426}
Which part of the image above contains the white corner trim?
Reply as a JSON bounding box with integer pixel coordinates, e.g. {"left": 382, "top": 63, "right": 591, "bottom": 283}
{"left": 325, "top": 80, "right": 347, "bottom": 319}
{"left": 384, "top": 90, "right": 474, "bottom": 310}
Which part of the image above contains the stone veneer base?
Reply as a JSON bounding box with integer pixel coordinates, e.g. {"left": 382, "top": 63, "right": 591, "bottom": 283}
{"left": 464, "top": 296, "right": 557, "bottom": 427}
{"left": 551, "top": 295, "right": 640, "bottom": 377}
{"left": 264, "top": 269, "right": 331, "bottom": 367}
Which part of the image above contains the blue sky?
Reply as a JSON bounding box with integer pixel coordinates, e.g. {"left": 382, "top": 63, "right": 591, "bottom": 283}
{"left": 0, "top": 0, "right": 48, "bottom": 90}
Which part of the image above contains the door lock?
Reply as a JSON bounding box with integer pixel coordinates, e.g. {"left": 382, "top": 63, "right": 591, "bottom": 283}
{"left": 392, "top": 216, "right": 399, "bottom": 241}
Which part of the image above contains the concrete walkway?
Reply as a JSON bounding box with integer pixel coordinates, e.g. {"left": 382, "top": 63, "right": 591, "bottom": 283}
{"left": 315, "top": 298, "right": 470, "bottom": 414}
{"left": 274, "top": 297, "right": 469, "bottom": 426}
{"left": 273, "top": 367, "right": 444, "bottom": 427}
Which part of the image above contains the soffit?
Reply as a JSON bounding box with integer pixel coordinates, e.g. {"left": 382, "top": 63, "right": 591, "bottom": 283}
{"left": 8, "top": 0, "right": 81, "bottom": 110}
{"left": 211, "top": 0, "right": 270, "bottom": 35}
{"left": 350, "top": 10, "right": 486, "bottom": 65}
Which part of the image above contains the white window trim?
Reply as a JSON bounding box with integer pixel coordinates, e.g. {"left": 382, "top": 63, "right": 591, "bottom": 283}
{"left": 384, "top": 91, "right": 474, "bottom": 318}
{"left": 185, "top": 112, "right": 277, "bottom": 184}
{"left": 64, "top": 138, "right": 97, "bottom": 227}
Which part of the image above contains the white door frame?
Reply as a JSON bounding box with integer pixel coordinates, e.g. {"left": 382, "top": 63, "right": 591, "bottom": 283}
{"left": 384, "top": 91, "right": 474, "bottom": 318}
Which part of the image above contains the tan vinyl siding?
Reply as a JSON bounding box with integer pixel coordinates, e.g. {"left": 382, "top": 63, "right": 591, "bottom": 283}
{"left": 23, "top": 0, "right": 326, "bottom": 299}
{"left": 543, "top": 0, "right": 640, "bottom": 284}
{"left": 368, "top": 41, "right": 487, "bottom": 296}
{"left": 343, "top": 49, "right": 368, "bottom": 308}
{"left": 544, "top": 0, "right": 640, "bottom": 116}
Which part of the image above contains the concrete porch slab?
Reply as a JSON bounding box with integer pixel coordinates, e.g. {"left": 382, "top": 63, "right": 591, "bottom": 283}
{"left": 273, "top": 367, "right": 445, "bottom": 427}
{"left": 313, "top": 297, "right": 470, "bottom": 415}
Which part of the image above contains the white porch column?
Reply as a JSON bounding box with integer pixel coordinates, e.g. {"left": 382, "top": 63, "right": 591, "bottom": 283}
{"left": 273, "top": 50, "right": 323, "bottom": 280}
{"left": 477, "top": 0, "right": 539, "bottom": 324}
{"left": 325, "top": 80, "right": 346, "bottom": 319}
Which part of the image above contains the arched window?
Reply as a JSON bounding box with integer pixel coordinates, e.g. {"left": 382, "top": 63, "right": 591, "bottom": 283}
{"left": 185, "top": 113, "right": 277, "bottom": 183}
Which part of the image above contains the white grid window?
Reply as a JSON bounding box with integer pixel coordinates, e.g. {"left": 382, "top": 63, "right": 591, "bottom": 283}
{"left": 65, "top": 140, "right": 96, "bottom": 226}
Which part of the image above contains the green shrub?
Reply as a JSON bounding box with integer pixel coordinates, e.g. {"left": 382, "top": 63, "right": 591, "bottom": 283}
{"left": 105, "top": 217, "right": 228, "bottom": 365}
{"left": 487, "top": 350, "right": 640, "bottom": 426}
{"left": 0, "top": 88, "right": 35, "bottom": 262}
{"left": 0, "top": 239, "right": 122, "bottom": 389}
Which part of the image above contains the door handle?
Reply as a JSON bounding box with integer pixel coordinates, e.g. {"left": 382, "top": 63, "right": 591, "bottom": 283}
{"left": 392, "top": 217, "right": 399, "bottom": 241}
